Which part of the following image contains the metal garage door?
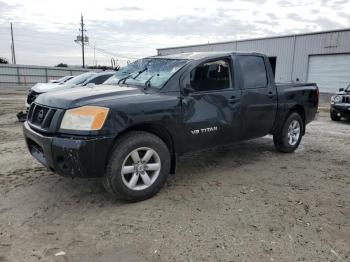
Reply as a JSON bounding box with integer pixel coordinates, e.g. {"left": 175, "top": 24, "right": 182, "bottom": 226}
{"left": 307, "top": 54, "right": 350, "bottom": 93}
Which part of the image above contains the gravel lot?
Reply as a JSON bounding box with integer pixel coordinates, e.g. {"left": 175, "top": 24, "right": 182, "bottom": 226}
{"left": 0, "top": 88, "right": 349, "bottom": 262}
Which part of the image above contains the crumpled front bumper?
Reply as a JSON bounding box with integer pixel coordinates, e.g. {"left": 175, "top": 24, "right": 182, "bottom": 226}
{"left": 23, "top": 121, "right": 115, "bottom": 178}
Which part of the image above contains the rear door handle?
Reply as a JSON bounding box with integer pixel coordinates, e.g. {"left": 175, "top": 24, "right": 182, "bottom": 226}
{"left": 228, "top": 96, "right": 240, "bottom": 104}
{"left": 267, "top": 91, "right": 274, "bottom": 98}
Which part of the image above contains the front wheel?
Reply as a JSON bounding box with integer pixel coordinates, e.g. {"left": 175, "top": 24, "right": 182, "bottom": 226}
{"left": 330, "top": 112, "right": 341, "bottom": 121}
{"left": 273, "top": 112, "right": 303, "bottom": 153}
{"left": 103, "top": 131, "right": 170, "bottom": 202}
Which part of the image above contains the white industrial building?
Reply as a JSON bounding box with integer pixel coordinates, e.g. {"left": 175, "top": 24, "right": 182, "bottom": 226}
{"left": 157, "top": 28, "right": 350, "bottom": 93}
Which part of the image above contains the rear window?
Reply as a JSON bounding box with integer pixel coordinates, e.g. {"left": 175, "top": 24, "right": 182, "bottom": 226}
{"left": 87, "top": 74, "right": 113, "bottom": 85}
{"left": 66, "top": 73, "right": 96, "bottom": 85}
{"left": 238, "top": 56, "right": 267, "bottom": 89}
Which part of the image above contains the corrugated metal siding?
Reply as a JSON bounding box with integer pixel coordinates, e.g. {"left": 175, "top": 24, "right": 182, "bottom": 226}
{"left": 157, "top": 30, "right": 350, "bottom": 88}
{"left": 0, "top": 64, "right": 93, "bottom": 86}
{"left": 158, "top": 37, "right": 295, "bottom": 82}
{"left": 293, "top": 31, "right": 350, "bottom": 81}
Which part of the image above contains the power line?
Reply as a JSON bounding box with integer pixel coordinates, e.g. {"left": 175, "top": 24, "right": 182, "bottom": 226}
{"left": 0, "top": 27, "right": 151, "bottom": 51}
{"left": 83, "top": 44, "right": 137, "bottom": 61}
{"left": 74, "top": 40, "right": 139, "bottom": 61}
{"left": 94, "top": 46, "right": 139, "bottom": 60}
{"left": 4, "top": 35, "right": 139, "bottom": 62}
{"left": 0, "top": 29, "right": 152, "bottom": 48}
{"left": 1, "top": 19, "right": 148, "bottom": 66}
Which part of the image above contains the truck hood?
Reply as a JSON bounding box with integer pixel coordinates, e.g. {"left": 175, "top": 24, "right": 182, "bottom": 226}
{"left": 32, "top": 82, "right": 77, "bottom": 93}
{"left": 35, "top": 84, "right": 144, "bottom": 109}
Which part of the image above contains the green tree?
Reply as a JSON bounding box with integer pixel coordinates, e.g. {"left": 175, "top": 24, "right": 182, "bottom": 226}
{"left": 88, "top": 65, "right": 116, "bottom": 70}
{"left": 0, "top": 57, "right": 9, "bottom": 64}
{"left": 55, "top": 63, "right": 68, "bottom": 67}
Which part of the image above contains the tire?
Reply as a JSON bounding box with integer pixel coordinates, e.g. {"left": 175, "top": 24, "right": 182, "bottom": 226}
{"left": 330, "top": 112, "right": 341, "bottom": 121}
{"left": 103, "top": 131, "right": 170, "bottom": 202}
{"left": 273, "top": 112, "right": 304, "bottom": 153}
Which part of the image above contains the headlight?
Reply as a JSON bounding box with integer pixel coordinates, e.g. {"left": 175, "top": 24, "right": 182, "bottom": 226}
{"left": 333, "top": 95, "right": 342, "bottom": 103}
{"left": 60, "top": 106, "right": 109, "bottom": 131}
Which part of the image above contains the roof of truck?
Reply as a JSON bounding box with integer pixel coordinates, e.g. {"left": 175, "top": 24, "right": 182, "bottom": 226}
{"left": 153, "top": 51, "right": 261, "bottom": 60}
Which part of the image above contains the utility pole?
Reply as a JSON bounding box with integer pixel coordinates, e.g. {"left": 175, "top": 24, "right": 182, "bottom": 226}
{"left": 93, "top": 43, "right": 96, "bottom": 66}
{"left": 74, "top": 15, "right": 88, "bottom": 68}
{"left": 10, "top": 22, "right": 16, "bottom": 64}
{"left": 80, "top": 14, "right": 85, "bottom": 68}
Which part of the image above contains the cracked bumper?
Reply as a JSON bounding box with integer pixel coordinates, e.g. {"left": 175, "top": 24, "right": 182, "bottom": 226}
{"left": 23, "top": 121, "right": 115, "bottom": 178}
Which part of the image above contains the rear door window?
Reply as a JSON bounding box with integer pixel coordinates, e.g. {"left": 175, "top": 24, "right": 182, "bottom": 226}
{"left": 238, "top": 56, "right": 267, "bottom": 89}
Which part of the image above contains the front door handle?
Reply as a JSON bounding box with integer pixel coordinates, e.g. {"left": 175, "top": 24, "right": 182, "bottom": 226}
{"left": 228, "top": 96, "right": 240, "bottom": 104}
{"left": 267, "top": 91, "right": 274, "bottom": 98}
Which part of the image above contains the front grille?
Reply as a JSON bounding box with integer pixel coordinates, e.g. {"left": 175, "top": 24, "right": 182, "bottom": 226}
{"left": 27, "top": 103, "right": 59, "bottom": 132}
{"left": 27, "top": 90, "right": 40, "bottom": 105}
{"left": 342, "top": 96, "right": 350, "bottom": 103}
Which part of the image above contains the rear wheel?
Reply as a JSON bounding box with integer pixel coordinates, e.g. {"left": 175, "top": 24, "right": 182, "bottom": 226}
{"left": 103, "top": 131, "right": 170, "bottom": 202}
{"left": 273, "top": 112, "right": 303, "bottom": 153}
{"left": 330, "top": 112, "right": 341, "bottom": 121}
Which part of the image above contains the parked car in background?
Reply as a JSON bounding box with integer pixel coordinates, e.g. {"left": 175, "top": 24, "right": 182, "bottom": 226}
{"left": 26, "top": 72, "right": 96, "bottom": 108}
{"left": 81, "top": 71, "right": 115, "bottom": 87}
{"left": 330, "top": 84, "right": 350, "bottom": 121}
{"left": 27, "top": 75, "right": 75, "bottom": 106}
{"left": 26, "top": 72, "right": 116, "bottom": 107}
{"left": 49, "top": 75, "right": 74, "bottom": 84}
{"left": 23, "top": 52, "right": 319, "bottom": 202}
{"left": 16, "top": 73, "right": 98, "bottom": 121}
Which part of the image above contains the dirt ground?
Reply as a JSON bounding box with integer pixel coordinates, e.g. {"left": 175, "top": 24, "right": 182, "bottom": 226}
{"left": 0, "top": 88, "right": 349, "bottom": 262}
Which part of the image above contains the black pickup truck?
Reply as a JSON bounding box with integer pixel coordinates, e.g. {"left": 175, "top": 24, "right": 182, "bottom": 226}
{"left": 23, "top": 52, "right": 319, "bottom": 201}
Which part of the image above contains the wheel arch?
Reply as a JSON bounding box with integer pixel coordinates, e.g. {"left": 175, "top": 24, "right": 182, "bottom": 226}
{"left": 272, "top": 104, "right": 306, "bottom": 136}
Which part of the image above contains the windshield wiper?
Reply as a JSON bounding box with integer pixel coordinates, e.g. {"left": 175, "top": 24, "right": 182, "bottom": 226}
{"left": 118, "top": 68, "right": 148, "bottom": 86}
{"left": 117, "top": 74, "right": 134, "bottom": 85}
{"left": 144, "top": 75, "right": 154, "bottom": 90}
{"left": 133, "top": 67, "right": 148, "bottom": 80}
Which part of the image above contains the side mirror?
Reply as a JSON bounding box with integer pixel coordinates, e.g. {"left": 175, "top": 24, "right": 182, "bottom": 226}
{"left": 339, "top": 88, "right": 344, "bottom": 92}
{"left": 86, "top": 83, "right": 95, "bottom": 88}
{"left": 183, "top": 84, "right": 195, "bottom": 95}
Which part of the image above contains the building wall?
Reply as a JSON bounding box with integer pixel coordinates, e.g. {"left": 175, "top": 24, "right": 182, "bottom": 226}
{"left": 292, "top": 31, "right": 350, "bottom": 82}
{"left": 157, "top": 29, "right": 350, "bottom": 84}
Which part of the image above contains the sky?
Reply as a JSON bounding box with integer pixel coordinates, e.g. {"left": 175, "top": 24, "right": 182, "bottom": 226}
{"left": 0, "top": 0, "right": 349, "bottom": 67}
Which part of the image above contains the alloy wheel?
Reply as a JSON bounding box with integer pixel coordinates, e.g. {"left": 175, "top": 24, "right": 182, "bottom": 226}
{"left": 121, "top": 147, "right": 161, "bottom": 191}
{"left": 287, "top": 120, "right": 301, "bottom": 146}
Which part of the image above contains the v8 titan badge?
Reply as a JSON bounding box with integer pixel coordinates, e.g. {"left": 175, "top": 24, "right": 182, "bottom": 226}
{"left": 191, "top": 126, "right": 218, "bottom": 135}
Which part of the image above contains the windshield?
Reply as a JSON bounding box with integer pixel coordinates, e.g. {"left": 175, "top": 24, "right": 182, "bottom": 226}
{"left": 104, "top": 58, "right": 188, "bottom": 88}
{"left": 65, "top": 72, "right": 96, "bottom": 85}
